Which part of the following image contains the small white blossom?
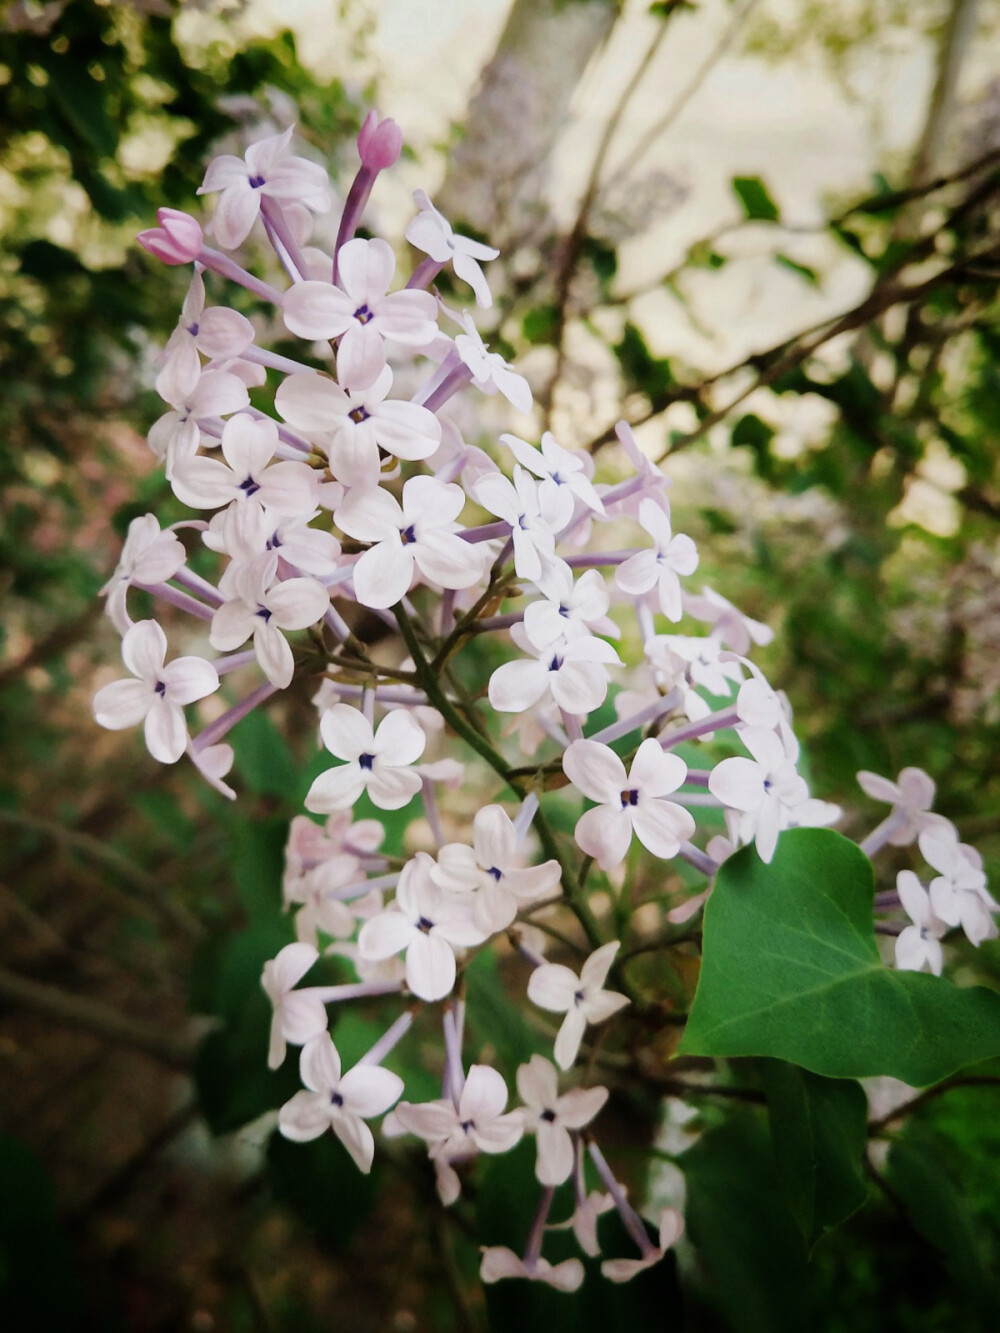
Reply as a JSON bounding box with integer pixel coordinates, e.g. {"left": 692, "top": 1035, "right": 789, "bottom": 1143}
{"left": 894, "top": 871, "right": 946, "bottom": 975}
{"left": 516, "top": 1055, "right": 608, "bottom": 1185}
{"left": 527, "top": 941, "right": 630, "bottom": 1070}
{"left": 93, "top": 620, "right": 219, "bottom": 764}
{"left": 306, "top": 705, "right": 426, "bottom": 814}
{"left": 261, "top": 942, "right": 327, "bottom": 1070}
{"left": 405, "top": 191, "right": 499, "bottom": 308}
{"left": 278, "top": 1032, "right": 403, "bottom": 1172}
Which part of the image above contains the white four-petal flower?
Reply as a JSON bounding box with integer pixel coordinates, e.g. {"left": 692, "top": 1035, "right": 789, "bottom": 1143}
{"left": 527, "top": 941, "right": 630, "bottom": 1070}
{"left": 306, "top": 704, "right": 427, "bottom": 813}
{"left": 516, "top": 1055, "right": 608, "bottom": 1185}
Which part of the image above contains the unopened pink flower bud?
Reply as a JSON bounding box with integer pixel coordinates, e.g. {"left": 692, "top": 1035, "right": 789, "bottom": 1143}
{"left": 357, "top": 111, "right": 403, "bottom": 171}
{"left": 137, "top": 208, "right": 203, "bottom": 265}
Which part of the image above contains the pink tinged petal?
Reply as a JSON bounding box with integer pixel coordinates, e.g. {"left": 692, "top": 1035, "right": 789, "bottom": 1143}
{"left": 320, "top": 703, "right": 374, "bottom": 760}
{"left": 189, "top": 370, "right": 250, "bottom": 419}
{"left": 488, "top": 659, "right": 549, "bottom": 713}
{"left": 338, "top": 1065, "right": 404, "bottom": 1119}
{"left": 582, "top": 990, "right": 630, "bottom": 1025}
{"left": 403, "top": 474, "right": 467, "bottom": 528}
{"left": 156, "top": 341, "right": 202, "bottom": 405}
{"left": 708, "top": 756, "right": 766, "bottom": 812}
{"left": 656, "top": 567, "right": 683, "bottom": 621}
{"left": 630, "top": 740, "right": 686, "bottom": 796}
{"left": 212, "top": 183, "right": 261, "bottom": 249}
{"left": 358, "top": 910, "right": 417, "bottom": 961}
{"left": 278, "top": 1090, "right": 332, "bottom": 1142}
{"left": 393, "top": 1098, "right": 459, "bottom": 1141}
{"left": 493, "top": 363, "right": 533, "bottom": 413}
{"left": 856, "top": 771, "right": 902, "bottom": 803}
{"left": 200, "top": 154, "right": 250, "bottom": 192}
{"left": 581, "top": 941, "right": 620, "bottom": 991}
{"left": 451, "top": 250, "right": 494, "bottom": 308}
{"left": 473, "top": 805, "right": 517, "bottom": 871}
{"left": 352, "top": 541, "right": 413, "bottom": 609}
{"left": 257, "top": 461, "right": 318, "bottom": 517}
{"left": 170, "top": 456, "right": 237, "bottom": 510}
{"left": 122, "top": 619, "right": 167, "bottom": 680}
{"left": 270, "top": 942, "right": 320, "bottom": 993}
{"left": 503, "top": 862, "right": 561, "bottom": 901}
{"left": 275, "top": 372, "right": 348, "bottom": 432}
{"left": 197, "top": 306, "right": 255, "bottom": 358}
{"left": 94, "top": 678, "right": 154, "bottom": 730}
{"left": 550, "top": 661, "right": 610, "bottom": 715}
{"left": 405, "top": 931, "right": 456, "bottom": 1001}
{"left": 373, "top": 288, "right": 439, "bottom": 344}
{"left": 527, "top": 963, "right": 579, "bottom": 1013}
{"left": 338, "top": 323, "right": 388, "bottom": 392}
{"left": 615, "top": 549, "right": 659, "bottom": 596}
{"left": 160, "top": 656, "right": 219, "bottom": 705}
{"left": 473, "top": 881, "right": 517, "bottom": 935}
{"left": 434, "top": 916, "right": 488, "bottom": 950}
{"left": 895, "top": 926, "right": 931, "bottom": 972}
{"left": 473, "top": 1113, "right": 524, "bottom": 1154}
{"left": 539, "top": 1260, "right": 585, "bottom": 1292}
{"left": 754, "top": 796, "right": 782, "bottom": 864}
{"left": 460, "top": 1065, "right": 510, "bottom": 1121}
{"left": 336, "top": 483, "right": 402, "bottom": 543}
{"left": 144, "top": 697, "right": 188, "bottom": 764}
{"left": 210, "top": 600, "right": 257, "bottom": 651}
{"left": 331, "top": 1111, "right": 376, "bottom": 1173}
{"left": 555, "top": 1085, "right": 609, "bottom": 1130}
{"left": 283, "top": 281, "right": 354, "bottom": 340}
{"left": 516, "top": 1054, "right": 559, "bottom": 1110}
{"left": 473, "top": 472, "right": 519, "bottom": 525}
{"left": 374, "top": 709, "right": 427, "bottom": 766}
{"left": 554, "top": 1006, "right": 588, "bottom": 1071}
{"left": 337, "top": 237, "right": 396, "bottom": 302}
{"left": 366, "top": 765, "right": 423, "bottom": 811}
{"left": 305, "top": 763, "right": 368, "bottom": 814}
{"left": 480, "top": 1248, "right": 527, "bottom": 1284}
{"left": 897, "top": 767, "right": 935, "bottom": 807}
{"left": 253, "top": 620, "right": 295, "bottom": 689}
{"left": 413, "top": 529, "right": 485, "bottom": 590}
{"left": 563, "top": 740, "right": 626, "bottom": 803}
{"left": 631, "top": 800, "right": 695, "bottom": 860}
{"left": 372, "top": 400, "right": 441, "bottom": 459}
{"left": 536, "top": 1121, "right": 575, "bottom": 1185}
{"left": 281, "top": 990, "right": 329, "bottom": 1046}
{"left": 575, "top": 805, "right": 633, "bottom": 871}
{"left": 300, "top": 1032, "right": 342, "bottom": 1092}
{"left": 896, "top": 869, "right": 932, "bottom": 927}
{"left": 265, "top": 577, "right": 329, "bottom": 630}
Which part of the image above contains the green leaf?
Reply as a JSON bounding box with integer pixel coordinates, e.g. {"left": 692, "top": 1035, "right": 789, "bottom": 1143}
{"left": 679, "top": 829, "right": 1000, "bottom": 1085}
{"left": 229, "top": 707, "right": 299, "bottom": 800}
{"left": 886, "top": 1123, "right": 999, "bottom": 1313}
{"left": 756, "top": 1059, "right": 868, "bottom": 1250}
{"left": 732, "top": 175, "right": 780, "bottom": 222}
{"left": 522, "top": 304, "right": 560, "bottom": 345}
{"left": 681, "top": 1110, "right": 809, "bottom": 1333}
{"left": 267, "top": 1128, "right": 381, "bottom": 1250}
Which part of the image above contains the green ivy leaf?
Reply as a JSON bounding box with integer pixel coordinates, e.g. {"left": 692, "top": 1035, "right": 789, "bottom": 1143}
{"left": 679, "top": 830, "right": 1000, "bottom": 1085}
{"left": 756, "top": 1059, "right": 868, "bottom": 1250}
{"left": 681, "top": 1110, "right": 810, "bottom": 1333}
{"left": 732, "top": 175, "right": 780, "bottom": 222}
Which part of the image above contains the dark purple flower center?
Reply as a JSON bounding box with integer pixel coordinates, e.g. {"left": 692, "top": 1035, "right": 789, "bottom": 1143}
{"left": 540, "top": 1108, "right": 557, "bottom": 1123}
{"left": 154, "top": 680, "right": 166, "bottom": 697}
{"left": 348, "top": 405, "right": 370, "bottom": 424}
{"left": 255, "top": 606, "right": 272, "bottom": 621}
{"left": 248, "top": 174, "right": 266, "bottom": 189}
{"left": 239, "top": 475, "right": 260, "bottom": 496}
{"left": 620, "top": 788, "right": 639, "bottom": 808}
{"left": 359, "top": 753, "right": 375, "bottom": 771}
{"left": 353, "top": 303, "right": 373, "bottom": 324}
{"left": 330, "top": 1091, "right": 344, "bottom": 1107}
{"left": 487, "top": 866, "right": 502, "bottom": 881}
{"left": 186, "top": 322, "right": 199, "bottom": 337}
{"left": 548, "top": 654, "right": 563, "bottom": 672}
{"left": 400, "top": 524, "right": 416, "bottom": 545}
{"left": 417, "top": 916, "right": 434, "bottom": 934}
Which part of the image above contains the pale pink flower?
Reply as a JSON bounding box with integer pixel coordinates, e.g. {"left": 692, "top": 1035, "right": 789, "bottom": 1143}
{"left": 501, "top": 431, "right": 604, "bottom": 519}
{"left": 394, "top": 1064, "right": 523, "bottom": 1157}
{"left": 148, "top": 369, "right": 249, "bottom": 478}
{"left": 616, "top": 498, "right": 698, "bottom": 621}
{"left": 198, "top": 125, "right": 331, "bottom": 249}
{"left": 516, "top": 1055, "right": 608, "bottom": 1185}
{"left": 261, "top": 942, "right": 327, "bottom": 1070}
{"left": 919, "top": 826, "right": 999, "bottom": 947}
{"left": 480, "top": 1247, "right": 584, "bottom": 1292}
{"left": 527, "top": 941, "right": 630, "bottom": 1070}
{"left": 708, "top": 727, "right": 810, "bottom": 863}
{"left": 894, "top": 871, "right": 946, "bottom": 975}
{"left": 282, "top": 237, "right": 439, "bottom": 390}
{"left": 473, "top": 466, "right": 571, "bottom": 582}
{"left": 335, "top": 475, "right": 485, "bottom": 610}
{"left": 137, "top": 208, "right": 203, "bottom": 265}
{"left": 170, "top": 414, "right": 317, "bottom": 517}
{"left": 101, "top": 514, "right": 186, "bottom": 635}
{"left": 488, "top": 628, "right": 621, "bottom": 716}
{"left": 856, "top": 767, "right": 950, "bottom": 846}
{"left": 406, "top": 191, "right": 499, "bottom": 308}
{"left": 275, "top": 364, "right": 441, "bottom": 489}
{"left": 357, "top": 854, "right": 485, "bottom": 1001}
{"left": 93, "top": 619, "right": 219, "bottom": 764}
{"left": 278, "top": 1032, "right": 403, "bottom": 1172}
{"left": 155, "top": 272, "right": 255, "bottom": 404}
{"left": 306, "top": 705, "right": 426, "bottom": 814}
{"left": 210, "top": 553, "right": 330, "bottom": 688}
{"left": 601, "top": 1208, "right": 684, "bottom": 1283}
{"left": 452, "top": 311, "right": 532, "bottom": 412}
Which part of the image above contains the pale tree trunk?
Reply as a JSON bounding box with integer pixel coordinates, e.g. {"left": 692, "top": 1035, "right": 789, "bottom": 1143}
{"left": 436, "top": 0, "right": 621, "bottom": 247}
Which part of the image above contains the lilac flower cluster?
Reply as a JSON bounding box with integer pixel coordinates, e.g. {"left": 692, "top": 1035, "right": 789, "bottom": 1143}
{"left": 95, "top": 114, "right": 998, "bottom": 1289}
